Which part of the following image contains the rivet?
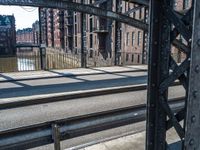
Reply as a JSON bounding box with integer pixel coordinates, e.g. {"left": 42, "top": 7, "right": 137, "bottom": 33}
{"left": 154, "top": 41, "right": 158, "bottom": 45}
{"left": 191, "top": 115, "right": 196, "bottom": 123}
{"left": 197, "top": 39, "right": 200, "bottom": 46}
{"left": 189, "top": 139, "right": 195, "bottom": 146}
{"left": 195, "top": 65, "right": 200, "bottom": 73}
{"left": 151, "top": 104, "right": 155, "bottom": 107}
{"left": 152, "top": 83, "right": 155, "bottom": 87}
{"left": 193, "top": 90, "right": 198, "bottom": 98}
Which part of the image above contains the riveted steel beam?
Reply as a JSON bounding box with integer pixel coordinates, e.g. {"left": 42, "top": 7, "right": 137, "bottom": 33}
{"left": 185, "top": 0, "right": 200, "bottom": 149}
{"left": 0, "top": 0, "right": 148, "bottom": 31}
{"left": 146, "top": 0, "right": 172, "bottom": 149}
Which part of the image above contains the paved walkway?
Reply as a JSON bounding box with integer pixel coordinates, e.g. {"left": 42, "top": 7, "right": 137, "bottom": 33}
{"left": 69, "top": 128, "right": 181, "bottom": 150}
{"left": 0, "top": 65, "right": 147, "bottom": 82}
{"left": 0, "top": 65, "right": 147, "bottom": 100}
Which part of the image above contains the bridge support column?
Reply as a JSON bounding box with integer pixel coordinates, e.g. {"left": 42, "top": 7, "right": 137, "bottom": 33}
{"left": 81, "top": 0, "right": 87, "bottom": 68}
{"left": 114, "top": 0, "right": 121, "bottom": 66}
{"left": 146, "top": 0, "right": 196, "bottom": 149}
{"left": 52, "top": 124, "right": 61, "bottom": 150}
{"left": 39, "top": 7, "right": 45, "bottom": 70}
{"left": 185, "top": 0, "right": 200, "bottom": 149}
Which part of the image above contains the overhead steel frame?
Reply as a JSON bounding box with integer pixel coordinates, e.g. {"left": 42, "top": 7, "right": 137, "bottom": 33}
{"left": 146, "top": 0, "right": 200, "bottom": 149}
{"left": 0, "top": 0, "right": 148, "bottom": 31}
{"left": 0, "top": 0, "right": 200, "bottom": 149}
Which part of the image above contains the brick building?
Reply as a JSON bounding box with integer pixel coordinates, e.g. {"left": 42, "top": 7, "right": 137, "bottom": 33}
{"left": 16, "top": 20, "right": 40, "bottom": 45}
{"left": 16, "top": 28, "right": 34, "bottom": 43}
{"left": 32, "top": 20, "right": 40, "bottom": 44}
{"left": 0, "top": 15, "right": 16, "bottom": 56}
{"left": 39, "top": 0, "right": 146, "bottom": 65}
{"left": 39, "top": 0, "right": 191, "bottom": 65}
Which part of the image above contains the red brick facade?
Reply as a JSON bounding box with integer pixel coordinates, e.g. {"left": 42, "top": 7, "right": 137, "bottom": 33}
{"left": 39, "top": 0, "right": 191, "bottom": 65}
{"left": 16, "top": 28, "right": 34, "bottom": 43}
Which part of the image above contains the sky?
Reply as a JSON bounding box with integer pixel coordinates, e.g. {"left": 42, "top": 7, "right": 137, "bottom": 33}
{"left": 0, "top": 6, "right": 38, "bottom": 30}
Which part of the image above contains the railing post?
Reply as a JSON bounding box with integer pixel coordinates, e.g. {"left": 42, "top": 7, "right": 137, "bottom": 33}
{"left": 81, "top": 0, "right": 87, "bottom": 68}
{"left": 114, "top": 0, "right": 121, "bottom": 66}
{"left": 52, "top": 124, "right": 61, "bottom": 150}
{"left": 38, "top": 7, "right": 44, "bottom": 70}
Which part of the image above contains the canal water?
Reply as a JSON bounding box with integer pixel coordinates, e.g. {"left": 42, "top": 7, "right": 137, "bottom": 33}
{"left": 17, "top": 58, "right": 36, "bottom": 71}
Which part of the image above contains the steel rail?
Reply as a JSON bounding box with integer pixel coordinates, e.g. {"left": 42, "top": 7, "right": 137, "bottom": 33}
{"left": 0, "top": 0, "right": 148, "bottom": 31}
{"left": 0, "top": 97, "right": 184, "bottom": 150}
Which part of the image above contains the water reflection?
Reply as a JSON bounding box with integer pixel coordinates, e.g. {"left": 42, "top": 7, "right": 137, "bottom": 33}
{"left": 17, "top": 58, "right": 35, "bottom": 71}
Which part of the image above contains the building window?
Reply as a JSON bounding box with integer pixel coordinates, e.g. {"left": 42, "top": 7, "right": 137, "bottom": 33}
{"left": 137, "top": 55, "right": 140, "bottom": 63}
{"left": 90, "top": 34, "right": 93, "bottom": 48}
{"left": 132, "top": 54, "right": 134, "bottom": 62}
{"left": 75, "top": 36, "right": 77, "bottom": 47}
{"left": 126, "top": 54, "right": 129, "bottom": 62}
{"left": 74, "top": 24, "right": 77, "bottom": 34}
{"left": 90, "top": 18, "right": 93, "bottom": 32}
{"left": 74, "top": 14, "right": 77, "bottom": 23}
{"left": 137, "top": 31, "right": 142, "bottom": 46}
{"left": 139, "top": 8, "right": 142, "bottom": 19}
{"left": 126, "top": 32, "right": 130, "bottom": 46}
{"left": 89, "top": 50, "right": 93, "bottom": 58}
{"left": 132, "top": 32, "right": 135, "bottom": 46}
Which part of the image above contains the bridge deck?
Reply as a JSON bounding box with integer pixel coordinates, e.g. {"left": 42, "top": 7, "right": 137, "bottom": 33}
{"left": 0, "top": 65, "right": 147, "bottom": 100}
{"left": 0, "top": 65, "right": 147, "bottom": 82}
{"left": 73, "top": 129, "right": 180, "bottom": 150}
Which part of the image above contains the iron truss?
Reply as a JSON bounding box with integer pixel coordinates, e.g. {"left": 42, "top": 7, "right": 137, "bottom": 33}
{"left": 0, "top": 0, "right": 148, "bottom": 31}
{"left": 146, "top": 0, "right": 200, "bottom": 149}
{"left": 0, "top": 0, "right": 200, "bottom": 149}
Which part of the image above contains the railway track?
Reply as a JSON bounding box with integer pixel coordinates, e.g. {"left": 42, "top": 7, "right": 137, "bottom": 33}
{"left": 0, "top": 97, "right": 184, "bottom": 150}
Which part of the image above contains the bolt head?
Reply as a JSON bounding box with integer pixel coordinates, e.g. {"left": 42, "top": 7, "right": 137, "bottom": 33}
{"left": 193, "top": 90, "right": 198, "bottom": 98}
{"left": 197, "top": 39, "right": 200, "bottom": 46}
{"left": 189, "top": 139, "right": 195, "bottom": 146}
{"left": 191, "top": 115, "right": 196, "bottom": 123}
{"left": 195, "top": 65, "right": 200, "bottom": 73}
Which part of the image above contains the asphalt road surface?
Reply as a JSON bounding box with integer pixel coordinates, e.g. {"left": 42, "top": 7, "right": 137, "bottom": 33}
{"left": 0, "top": 68, "right": 184, "bottom": 150}
{"left": 0, "top": 85, "right": 184, "bottom": 131}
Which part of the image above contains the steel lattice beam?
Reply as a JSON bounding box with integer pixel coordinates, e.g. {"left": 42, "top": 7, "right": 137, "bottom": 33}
{"left": 0, "top": 0, "right": 148, "bottom": 31}
{"left": 146, "top": 0, "right": 200, "bottom": 149}
{"left": 185, "top": 0, "right": 200, "bottom": 149}
{"left": 146, "top": 0, "right": 172, "bottom": 149}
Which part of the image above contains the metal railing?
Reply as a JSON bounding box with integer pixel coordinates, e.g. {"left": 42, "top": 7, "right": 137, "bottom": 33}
{"left": 0, "top": 98, "right": 184, "bottom": 150}
{"left": 0, "top": 47, "right": 185, "bottom": 73}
